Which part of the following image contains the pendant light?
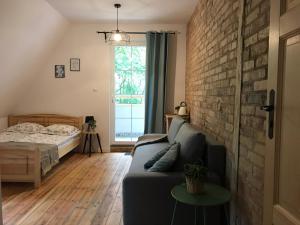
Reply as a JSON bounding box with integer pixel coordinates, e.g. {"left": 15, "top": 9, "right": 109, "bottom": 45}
{"left": 107, "top": 4, "right": 130, "bottom": 45}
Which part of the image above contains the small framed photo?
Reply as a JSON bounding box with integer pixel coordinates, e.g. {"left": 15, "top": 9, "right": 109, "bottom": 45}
{"left": 70, "top": 58, "right": 80, "bottom": 71}
{"left": 55, "top": 65, "right": 65, "bottom": 78}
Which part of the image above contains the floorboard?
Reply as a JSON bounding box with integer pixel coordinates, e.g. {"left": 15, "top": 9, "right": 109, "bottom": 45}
{"left": 1, "top": 153, "right": 132, "bottom": 225}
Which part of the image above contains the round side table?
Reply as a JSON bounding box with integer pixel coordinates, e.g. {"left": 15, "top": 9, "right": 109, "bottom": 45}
{"left": 170, "top": 183, "right": 231, "bottom": 225}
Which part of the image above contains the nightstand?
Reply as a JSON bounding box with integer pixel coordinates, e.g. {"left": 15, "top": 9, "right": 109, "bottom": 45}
{"left": 82, "top": 130, "right": 103, "bottom": 157}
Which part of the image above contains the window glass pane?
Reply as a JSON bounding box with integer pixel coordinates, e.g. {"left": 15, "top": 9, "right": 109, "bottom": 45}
{"left": 115, "top": 46, "right": 131, "bottom": 71}
{"left": 115, "top": 104, "right": 131, "bottom": 118}
{"left": 115, "top": 118, "right": 132, "bottom": 141}
{"left": 115, "top": 70, "right": 133, "bottom": 95}
{"left": 114, "top": 45, "right": 145, "bottom": 142}
{"left": 132, "top": 71, "right": 146, "bottom": 96}
{"left": 132, "top": 46, "right": 146, "bottom": 70}
{"left": 132, "top": 103, "right": 145, "bottom": 119}
{"left": 132, "top": 119, "right": 144, "bottom": 139}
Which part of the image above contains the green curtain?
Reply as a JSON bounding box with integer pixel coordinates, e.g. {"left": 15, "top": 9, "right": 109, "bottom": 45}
{"left": 144, "top": 32, "right": 169, "bottom": 134}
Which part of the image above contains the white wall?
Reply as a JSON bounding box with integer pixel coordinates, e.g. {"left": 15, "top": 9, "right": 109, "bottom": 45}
{"left": 12, "top": 23, "right": 186, "bottom": 151}
{"left": 0, "top": 0, "right": 69, "bottom": 117}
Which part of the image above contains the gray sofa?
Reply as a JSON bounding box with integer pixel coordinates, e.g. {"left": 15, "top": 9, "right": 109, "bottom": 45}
{"left": 123, "top": 116, "right": 227, "bottom": 225}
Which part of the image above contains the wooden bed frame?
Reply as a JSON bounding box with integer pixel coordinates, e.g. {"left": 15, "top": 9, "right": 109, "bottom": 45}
{"left": 0, "top": 114, "right": 83, "bottom": 188}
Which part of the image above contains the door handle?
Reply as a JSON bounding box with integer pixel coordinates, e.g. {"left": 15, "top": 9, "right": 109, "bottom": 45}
{"left": 260, "top": 105, "right": 274, "bottom": 112}
{"left": 261, "top": 89, "right": 275, "bottom": 139}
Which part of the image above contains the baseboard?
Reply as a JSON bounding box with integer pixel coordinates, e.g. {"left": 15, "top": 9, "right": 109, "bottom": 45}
{"left": 110, "top": 145, "right": 133, "bottom": 152}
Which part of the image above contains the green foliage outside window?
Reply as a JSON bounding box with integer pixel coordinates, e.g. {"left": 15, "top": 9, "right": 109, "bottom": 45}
{"left": 114, "top": 46, "right": 146, "bottom": 104}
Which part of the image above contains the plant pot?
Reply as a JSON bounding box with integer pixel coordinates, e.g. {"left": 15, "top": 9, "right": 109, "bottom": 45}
{"left": 185, "top": 177, "right": 205, "bottom": 194}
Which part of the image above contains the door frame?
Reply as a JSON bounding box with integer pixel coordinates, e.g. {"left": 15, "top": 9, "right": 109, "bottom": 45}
{"left": 109, "top": 41, "right": 146, "bottom": 146}
{"left": 263, "top": 2, "right": 300, "bottom": 225}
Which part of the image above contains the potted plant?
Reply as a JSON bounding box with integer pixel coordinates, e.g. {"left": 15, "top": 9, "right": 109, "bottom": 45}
{"left": 184, "top": 161, "right": 208, "bottom": 194}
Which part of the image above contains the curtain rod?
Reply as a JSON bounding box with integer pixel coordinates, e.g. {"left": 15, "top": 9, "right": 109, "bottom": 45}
{"left": 96, "top": 31, "right": 177, "bottom": 35}
{"left": 96, "top": 31, "right": 178, "bottom": 42}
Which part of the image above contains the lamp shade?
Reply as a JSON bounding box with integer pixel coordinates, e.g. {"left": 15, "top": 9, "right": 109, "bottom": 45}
{"left": 107, "top": 30, "right": 130, "bottom": 45}
{"left": 85, "top": 116, "right": 95, "bottom": 123}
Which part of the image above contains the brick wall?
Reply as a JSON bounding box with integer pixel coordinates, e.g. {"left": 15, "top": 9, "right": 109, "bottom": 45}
{"left": 238, "top": 0, "right": 269, "bottom": 224}
{"left": 186, "top": 0, "right": 270, "bottom": 225}
{"left": 186, "top": 0, "right": 239, "bottom": 181}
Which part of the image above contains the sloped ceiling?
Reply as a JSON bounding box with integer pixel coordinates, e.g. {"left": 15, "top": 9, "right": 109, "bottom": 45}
{"left": 46, "top": 0, "right": 198, "bottom": 24}
{"left": 0, "top": 0, "right": 69, "bottom": 117}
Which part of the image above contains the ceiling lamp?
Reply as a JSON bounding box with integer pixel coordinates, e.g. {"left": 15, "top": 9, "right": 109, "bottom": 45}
{"left": 107, "top": 4, "right": 130, "bottom": 45}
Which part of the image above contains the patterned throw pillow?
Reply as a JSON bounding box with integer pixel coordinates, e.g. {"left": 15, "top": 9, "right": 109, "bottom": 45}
{"left": 6, "top": 122, "right": 45, "bottom": 134}
{"left": 41, "top": 124, "right": 80, "bottom": 136}
{"left": 148, "top": 143, "right": 180, "bottom": 172}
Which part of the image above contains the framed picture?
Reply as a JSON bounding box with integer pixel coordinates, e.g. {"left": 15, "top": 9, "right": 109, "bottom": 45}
{"left": 70, "top": 58, "right": 80, "bottom": 71}
{"left": 55, "top": 65, "right": 65, "bottom": 78}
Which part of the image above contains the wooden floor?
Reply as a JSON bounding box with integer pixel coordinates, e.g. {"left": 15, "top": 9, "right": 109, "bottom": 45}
{"left": 2, "top": 153, "right": 132, "bottom": 225}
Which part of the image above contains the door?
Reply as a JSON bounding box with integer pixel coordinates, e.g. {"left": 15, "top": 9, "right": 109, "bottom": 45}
{"left": 111, "top": 44, "right": 146, "bottom": 144}
{"left": 0, "top": 182, "right": 2, "bottom": 225}
{"left": 263, "top": 1, "right": 300, "bottom": 225}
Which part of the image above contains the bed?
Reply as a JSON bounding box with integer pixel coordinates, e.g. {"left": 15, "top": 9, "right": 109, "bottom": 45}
{"left": 0, "top": 114, "right": 83, "bottom": 188}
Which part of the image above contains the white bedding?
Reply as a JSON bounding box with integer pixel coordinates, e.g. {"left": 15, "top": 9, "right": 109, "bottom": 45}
{"left": 0, "top": 131, "right": 81, "bottom": 147}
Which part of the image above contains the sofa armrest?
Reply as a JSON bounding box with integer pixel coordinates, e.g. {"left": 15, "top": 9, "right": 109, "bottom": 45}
{"left": 122, "top": 172, "right": 184, "bottom": 225}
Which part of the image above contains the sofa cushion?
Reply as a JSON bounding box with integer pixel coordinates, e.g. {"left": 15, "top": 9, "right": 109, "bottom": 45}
{"left": 148, "top": 143, "right": 180, "bottom": 172}
{"left": 129, "top": 142, "right": 170, "bottom": 173}
{"left": 173, "top": 124, "right": 206, "bottom": 171}
{"left": 168, "top": 116, "right": 185, "bottom": 144}
{"left": 144, "top": 145, "right": 170, "bottom": 169}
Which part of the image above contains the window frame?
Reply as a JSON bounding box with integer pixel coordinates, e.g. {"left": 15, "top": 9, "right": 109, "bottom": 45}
{"left": 110, "top": 41, "right": 146, "bottom": 145}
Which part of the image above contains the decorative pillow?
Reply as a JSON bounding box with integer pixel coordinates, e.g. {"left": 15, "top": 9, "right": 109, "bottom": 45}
{"left": 6, "top": 122, "right": 44, "bottom": 134}
{"left": 144, "top": 146, "right": 170, "bottom": 169}
{"left": 41, "top": 124, "right": 80, "bottom": 136}
{"left": 168, "top": 116, "right": 185, "bottom": 144}
{"left": 173, "top": 123, "right": 206, "bottom": 171}
{"left": 148, "top": 143, "right": 180, "bottom": 172}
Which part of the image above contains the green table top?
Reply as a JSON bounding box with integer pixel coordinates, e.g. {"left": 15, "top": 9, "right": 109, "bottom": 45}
{"left": 171, "top": 183, "right": 231, "bottom": 207}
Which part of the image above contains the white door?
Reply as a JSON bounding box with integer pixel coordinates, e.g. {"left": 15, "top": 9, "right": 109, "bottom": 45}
{"left": 111, "top": 44, "right": 146, "bottom": 145}
{"left": 264, "top": 1, "right": 300, "bottom": 225}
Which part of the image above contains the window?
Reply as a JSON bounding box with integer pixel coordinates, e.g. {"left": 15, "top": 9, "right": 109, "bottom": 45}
{"left": 113, "top": 45, "right": 146, "bottom": 142}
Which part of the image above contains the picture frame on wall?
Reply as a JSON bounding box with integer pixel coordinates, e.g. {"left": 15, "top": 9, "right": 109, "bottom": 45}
{"left": 70, "top": 58, "right": 80, "bottom": 71}
{"left": 55, "top": 65, "right": 65, "bottom": 78}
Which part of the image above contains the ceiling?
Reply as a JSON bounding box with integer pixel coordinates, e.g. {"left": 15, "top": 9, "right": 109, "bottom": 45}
{"left": 46, "top": 0, "right": 198, "bottom": 24}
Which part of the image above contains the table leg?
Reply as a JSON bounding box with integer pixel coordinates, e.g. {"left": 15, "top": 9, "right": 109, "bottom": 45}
{"left": 194, "top": 206, "right": 197, "bottom": 225}
{"left": 202, "top": 207, "right": 206, "bottom": 225}
{"left": 83, "top": 134, "right": 88, "bottom": 153}
{"left": 224, "top": 203, "right": 229, "bottom": 225}
{"left": 96, "top": 134, "right": 103, "bottom": 153}
{"left": 170, "top": 200, "right": 178, "bottom": 225}
{"left": 89, "top": 134, "right": 92, "bottom": 157}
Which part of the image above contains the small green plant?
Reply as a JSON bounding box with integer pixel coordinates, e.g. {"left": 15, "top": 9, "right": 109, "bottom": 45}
{"left": 184, "top": 160, "right": 208, "bottom": 181}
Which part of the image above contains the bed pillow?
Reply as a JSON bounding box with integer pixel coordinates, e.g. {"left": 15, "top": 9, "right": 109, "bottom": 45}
{"left": 41, "top": 124, "right": 80, "bottom": 136}
{"left": 6, "top": 122, "right": 45, "bottom": 134}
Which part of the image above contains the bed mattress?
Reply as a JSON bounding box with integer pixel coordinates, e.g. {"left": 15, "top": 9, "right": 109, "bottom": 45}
{"left": 0, "top": 131, "right": 81, "bottom": 148}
